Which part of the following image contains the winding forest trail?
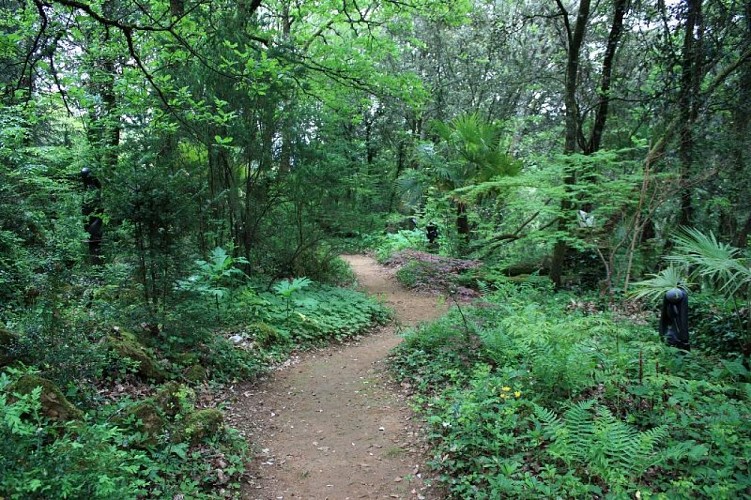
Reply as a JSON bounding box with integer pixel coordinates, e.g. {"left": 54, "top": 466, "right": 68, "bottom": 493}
{"left": 232, "top": 254, "right": 447, "bottom": 499}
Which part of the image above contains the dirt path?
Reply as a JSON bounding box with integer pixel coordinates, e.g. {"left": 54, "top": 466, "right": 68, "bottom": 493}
{"left": 231, "top": 254, "right": 447, "bottom": 499}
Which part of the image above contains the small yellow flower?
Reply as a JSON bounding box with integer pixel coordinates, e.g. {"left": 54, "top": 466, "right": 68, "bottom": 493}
{"left": 514, "top": 391, "right": 522, "bottom": 398}
{"left": 501, "top": 386, "right": 511, "bottom": 392}
{"left": 500, "top": 393, "right": 509, "bottom": 399}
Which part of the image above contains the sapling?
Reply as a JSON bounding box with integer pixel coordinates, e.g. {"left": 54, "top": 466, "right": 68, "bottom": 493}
{"left": 273, "top": 277, "right": 312, "bottom": 319}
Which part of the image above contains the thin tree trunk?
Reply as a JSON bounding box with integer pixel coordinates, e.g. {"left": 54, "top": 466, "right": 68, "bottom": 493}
{"left": 678, "top": 0, "right": 703, "bottom": 227}
{"left": 550, "top": 0, "right": 591, "bottom": 287}
{"left": 550, "top": 0, "right": 630, "bottom": 287}
{"left": 457, "top": 201, "right": 470, "bottom": 241}
{"left": 730, "top": 1, "right": 751, "bottom": 246}
{"left": 388, "top": 140, "right": 406, "bottom": 213}
{"left": 586, "top": 0, "right": 628, "bottom": 154}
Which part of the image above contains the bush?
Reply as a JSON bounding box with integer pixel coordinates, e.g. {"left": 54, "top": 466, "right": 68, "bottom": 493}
{"left": 289, "top": 246, "right": 357, "bottom": 286}
{"left": 12, "top": 309, "right": 110, "bottom": 389}
{"left": 260, "top": 282, "right": 391, "bottom": 343}
{"left": 390, "top": 283, "right": 751, "bottom": 498}
{"left": 688, "top": 293, "right": 748, "bottom": 356}
{"left": 1, "top": 368, "right": 251, "bottom": 498}
{"left": 198, "top": 335, "right": 266, "bottom": 382}
{"left": 0, "top": 370, "right": 149, "bottom": 499}
{"left": 368, "top": 229, "right": 429, "bottom": 262}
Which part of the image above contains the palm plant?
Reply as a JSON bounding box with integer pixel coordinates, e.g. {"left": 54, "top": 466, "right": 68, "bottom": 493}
{"left": 631, "top": 228, "right": 751, "bottom": 302}
{"left": 631, "top": 228, "right": 751, "bottom": 359}
{"left": 400, "top": 112, "right": 521, "bottom": 246}
{"left": 431, "top": 112, "right": 521, "bottom": 188}
{"left": 628, "top": 265, "right": 691, "bottom": 303}
{"left": 666, "top": 228, "right": 751, "bottom": 299}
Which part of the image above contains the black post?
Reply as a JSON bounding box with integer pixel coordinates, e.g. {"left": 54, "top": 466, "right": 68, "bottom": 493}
{"left": 659, "top": 288, "right": 690, "bottom": 350}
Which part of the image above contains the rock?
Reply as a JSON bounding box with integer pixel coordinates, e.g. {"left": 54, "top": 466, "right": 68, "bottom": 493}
{"left": 154, "top": 382, "right": 194, "bottom": 417}
{"left": 9, "top": 374, "right": 83, "bottom": 421}
{"left": 215, "top": 468, "right": 229, "bottom": 485}
{"left": 250, "top": 323, "right": 287, "bottom": 348}
{"left": 0, "top": 328, "right": 20, "bottom": 367}
{"left": 183, "top": 364, "right": 208, "bottom": 383}
{"left": 123, "top": 401, "right": 166, "bottom": 443}
{"left": 106, "top": 333, "right": 167, "bottom": 382}
{"left": 177, "top": 408, "right": 224, "bottom": 445}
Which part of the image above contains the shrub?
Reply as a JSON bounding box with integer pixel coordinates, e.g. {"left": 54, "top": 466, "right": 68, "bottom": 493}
{"left": 390, "top": 282, "right": 751, "bottom": 498}
{"left": 0, "top": 370, "right": 148, "bottom": 499}
{"left": 369, "top": 229, "right": 429, "bottom": 262}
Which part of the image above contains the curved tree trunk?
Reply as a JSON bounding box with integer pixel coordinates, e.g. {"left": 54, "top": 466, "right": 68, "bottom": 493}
{"left": 550, "top": 0, "right": 628, "bottom": 288}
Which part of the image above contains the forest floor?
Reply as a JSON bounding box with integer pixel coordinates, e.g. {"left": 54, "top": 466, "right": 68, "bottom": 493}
{"left": 230, "top": 254, "right": 449, "bottom": 499}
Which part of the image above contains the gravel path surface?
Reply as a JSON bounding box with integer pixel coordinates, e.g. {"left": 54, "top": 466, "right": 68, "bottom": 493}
{"left": 231, "top": 254, "right": 447, "bottom": 500}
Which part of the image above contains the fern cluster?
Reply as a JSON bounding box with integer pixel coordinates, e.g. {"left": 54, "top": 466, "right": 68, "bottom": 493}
{"left": 535, "top": 400, "right": 681, "bottom": 491}
{"left": 391, "top": 280, "right": 751, "bottom": 498}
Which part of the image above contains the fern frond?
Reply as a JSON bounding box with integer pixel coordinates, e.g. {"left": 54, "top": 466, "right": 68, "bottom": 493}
{"left": 564, "top": 400, "right": 597, "bottom": 442}
{"left": 533, "top": 405, "right": 560, "bottom": 428}
{"left": 477, "top": 327, "right": 515, "bottom": 364}
{"left": 538, "top": 401, "right": 671, "bottom": 487}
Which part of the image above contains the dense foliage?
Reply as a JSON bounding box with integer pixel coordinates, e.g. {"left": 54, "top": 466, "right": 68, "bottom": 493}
{"left": 3, "top": 0, "right": 751, "bottom": 496}
{"left": 390, "top": 280, "right": 751, "bottom": 498}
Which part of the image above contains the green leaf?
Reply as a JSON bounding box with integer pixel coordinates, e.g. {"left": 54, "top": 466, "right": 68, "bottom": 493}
{"left": 628, "top": 266, "right": 691, "bottom": 303}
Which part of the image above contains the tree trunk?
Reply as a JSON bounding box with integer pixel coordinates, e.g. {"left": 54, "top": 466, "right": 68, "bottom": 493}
{"left": 279, "top": 5, "right": 293, "bottom": 174}
{"left": 730, "top": 1, "right": 751, "bottom": 246}
{"left": 586, "top": 0, "right": 628, "bottom": 154}
{"left": 170, "top": 0, "right": 184, "bottom": 17}
{"left": 456, "top": 201, "right": 470, "bottom": 241}
{"left": 678, "top": 0, "right": 703, "bottom": 227}
{"left": 550, "top": 0, "right": 629, "bottom": 287}
{"left": 550, "top": 0, "right": 591, "bottom": 287}
{"left": 388, "top": 139, "right": 406, "bottom": 213}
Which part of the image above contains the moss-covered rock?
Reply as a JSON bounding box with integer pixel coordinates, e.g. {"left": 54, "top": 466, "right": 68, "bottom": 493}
{"left": 124, "top": 401, "right": 165, "bottom": 441}
{"left": 177, "top": 408, "right": 224, "bottom": 445}
{"left": 183, "top": 364, "right": 207, "bottom": 383}
{"left": 10, "top": 375, "right": 83, "bottom": 421}
{"left": 173, "top": 351, "right": 200, "bottom": 366}
{"left": 0, "top": 327, "right": 19, "bottom": 367}
{"left": 154, "top": 382, "right": 194, "bottom": 417}
{"left": 250, "top": 322, "right": 286, "bottom": 348}
{"left": 106, "top": 333, "right": 166, "bottom": 382}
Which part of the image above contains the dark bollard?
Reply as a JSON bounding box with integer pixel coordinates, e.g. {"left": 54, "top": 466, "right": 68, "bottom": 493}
{"left": 426, "top": 222, "right": 439, "bottom": 247}
{"left": 659, "top": 288, "right": 690, "bottom": 350}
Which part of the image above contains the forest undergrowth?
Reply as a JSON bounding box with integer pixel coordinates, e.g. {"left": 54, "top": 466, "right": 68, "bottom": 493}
{"left": 4, "top": 0, "right": 751, "bottom": 497}
{"left": 387, "top": 271, "right": 751, "bottom": 499}
{"left": 0, "top": 251, "right": 389, "bottom": 498}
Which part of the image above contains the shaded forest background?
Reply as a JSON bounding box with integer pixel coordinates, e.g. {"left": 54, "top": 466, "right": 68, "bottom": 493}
{"left": 2, "top": 0, "right": 751, "bottom": 497}
{"left": 3, "top": 0, "right": 751, "bottom": 299}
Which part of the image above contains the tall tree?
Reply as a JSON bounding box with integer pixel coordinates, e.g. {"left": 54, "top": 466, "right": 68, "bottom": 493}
{"left": 548, "top": 0, "right": 630, "bottom": 287}
{"left": 677, "top": 0, "right": 704, "bottom": 227}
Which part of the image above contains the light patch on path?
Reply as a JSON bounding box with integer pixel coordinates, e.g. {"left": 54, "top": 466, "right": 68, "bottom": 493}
{"left": 231, "top": 254, "right": 447, "bottom": 499}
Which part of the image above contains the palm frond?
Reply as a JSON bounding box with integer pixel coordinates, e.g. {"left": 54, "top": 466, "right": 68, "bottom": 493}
{"left": 396, "top": 170, "right": 428, "bottom": 207}
{"left": 627, "top": 266, "right": 691, "bottom": 303}
{"left": 429, "top": 120, "right": 453, "bottom": 142}
{"left": 666, "top": 227, "right": 751, "bottom": 298}
{"left": 667, "top": 228, "right": 738, "bottom": 273}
